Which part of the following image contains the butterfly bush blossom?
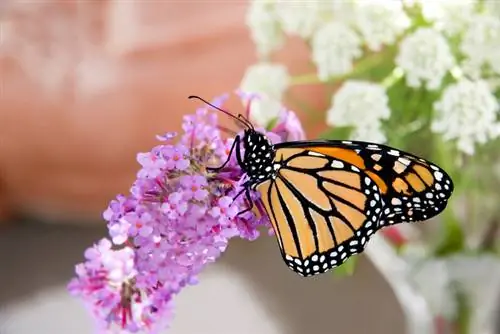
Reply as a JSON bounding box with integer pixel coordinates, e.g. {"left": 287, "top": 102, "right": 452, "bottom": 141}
{"left": 68, "top": 93, "right": 305, "bottom": 333}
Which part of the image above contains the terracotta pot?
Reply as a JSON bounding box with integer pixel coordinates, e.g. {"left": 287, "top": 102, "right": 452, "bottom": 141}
{"left": 0, "top": 1, "right": 326, "bottom": 225}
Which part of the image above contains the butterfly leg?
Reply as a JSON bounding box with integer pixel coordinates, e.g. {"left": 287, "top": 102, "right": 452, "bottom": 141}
{"left": 231, "top": 180, "right": 255, "bottom": 216}
{"left": 207, "top": 135, "right": 241, "bottom": 173}
{"left": 236, "top": 187, "right": 255, "bottom": 216}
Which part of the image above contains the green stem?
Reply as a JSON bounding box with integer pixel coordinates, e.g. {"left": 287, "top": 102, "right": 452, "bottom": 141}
{"left": 381, "top": 67, "right": 404, "bottom": 89}
{"left": 453, "top": 284, "right": 471, "bottom": 334}
{"left": 290, "top": 47, "right": 394, "bottom": 86}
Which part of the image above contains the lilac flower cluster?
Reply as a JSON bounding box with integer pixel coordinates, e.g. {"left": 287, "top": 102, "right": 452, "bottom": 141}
{"left": 68, "top": 93, "right": 305, "bottom": 333}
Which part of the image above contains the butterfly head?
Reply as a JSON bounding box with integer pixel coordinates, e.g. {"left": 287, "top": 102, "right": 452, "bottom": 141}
{"left": 241, "top": 129, "right": 276, "bottom": 181}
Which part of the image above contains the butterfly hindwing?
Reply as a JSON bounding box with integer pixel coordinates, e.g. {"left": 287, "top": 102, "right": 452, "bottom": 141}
{"left": 256, "top": 148, "right": 384, "bottom": 277}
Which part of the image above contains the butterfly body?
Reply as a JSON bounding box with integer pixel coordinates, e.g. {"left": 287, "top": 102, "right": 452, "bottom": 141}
{"left": 241, "top": 129, "right": 277, "bottom": 185}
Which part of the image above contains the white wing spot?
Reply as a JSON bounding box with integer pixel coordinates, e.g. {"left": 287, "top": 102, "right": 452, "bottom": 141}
{"left": 388, "top": 150, "right": 400, "bottom": 156}
{"left": 391, "top": 198, "right": 402, "bottom": 205}
{"left": 331, "top": 160, "right": 344, "bottom": 168}
{"left": 398, "top": 157, "right": 411, "bottom": 166}
{"left": 434, "top": 171, "right": 443, "bottom": 181}
{"left": 351, "top": 166, "right": 360, "bottom": 172}
{"left": 308, "top": 151, "right": 324, "bottom": 157}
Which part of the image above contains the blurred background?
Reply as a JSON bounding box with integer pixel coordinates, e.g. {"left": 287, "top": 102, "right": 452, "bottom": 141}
{"left": 1, "top": 1, "right": 500, "bottom": 334}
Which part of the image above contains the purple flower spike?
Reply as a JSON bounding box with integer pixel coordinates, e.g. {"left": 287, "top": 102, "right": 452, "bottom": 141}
{"left": 69, "top": 92, "right": 306, "bottom": 333}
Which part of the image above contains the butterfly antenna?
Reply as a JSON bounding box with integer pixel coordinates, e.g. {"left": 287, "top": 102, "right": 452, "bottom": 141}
{"left": 188, "top": 95, "right": 250, "bottom": 129}
{"left": 237, "top": 114, "right": 254, "bottom": 130}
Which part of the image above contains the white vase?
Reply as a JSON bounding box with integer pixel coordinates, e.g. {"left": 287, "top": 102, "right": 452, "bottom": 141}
{"left": 366, "top": 235, "right": 500, "bottom": 334}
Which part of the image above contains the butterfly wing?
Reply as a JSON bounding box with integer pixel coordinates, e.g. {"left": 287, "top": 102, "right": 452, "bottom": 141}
{"left": 255, "top": 148, "right": 385, "bottom": 277}
{"left": 273, "top": 140, "right": 454, "bottom": 227}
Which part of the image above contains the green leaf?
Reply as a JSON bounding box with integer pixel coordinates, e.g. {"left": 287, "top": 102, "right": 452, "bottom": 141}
{"left": 320, "top": 126, "right": 355, "bottom": 140}
{"left": 266, "top": 117, "right": 279, "bottom": 131}
{"left": 333, "top": 255, "right": 359, "bottom": 277}
{"left": 433, "top": 210, "right": 466, "bottom": 257}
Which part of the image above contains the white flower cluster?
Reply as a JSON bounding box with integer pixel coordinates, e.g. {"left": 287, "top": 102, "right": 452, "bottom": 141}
{"left": 246, "top": 0, "right": 284, "bottom": 58}
{"left": 326, "top": 80, "right": 391, "bottom": 143}
{"left": 416, "top": 0, "right": 477, "bottom": 36}
{"left": 460, "top": 14, "right": 500, "bottom": 78}
{"left": 247, "top": 0, "right": 410, "bottom": 79}
{"left": 274, "top": 1, "right": 326, "bottom": 39}
{"left": 396, "top": 27, "right": 455, "bottom": 90}
{"left": 432, "top": 79, "right": 500, "bottom": 155}
{"left": 239, "top": 62, "right": 290, "bottom": 127}
{"left": 311, "top": 22, "right": 362, "bottom": 81}
{"left": 353, "top": 0, "right": 410, "bottom": 52}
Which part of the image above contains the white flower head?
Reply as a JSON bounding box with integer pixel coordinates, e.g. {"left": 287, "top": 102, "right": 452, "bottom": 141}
{"left": 275, "top": 1, "right": 327, "bottom": 39}
{"left": 353, "top": 0, "right": 411, "bottom": 51}
{"left": 311, "top": 22, "right": 362, "bottom": 81}
{"left": 483, "top": 0, "right": 500, "bottom": 17}
{"left": 418, "top": 0, "right": 477, "bottom": 36}
{"left": 239, "top": 62, "right": 290, "bottom": 126}
{"left": 432, "top": 79, "right": 500, "bottom": 155}
{"left": 460, "top": 14, "right": 500, "bottom": 77}
{"left": 396, "top": 27, "right": 455, "bottom": 90}
{"left": 246, "top": 0, "right": 285, "bottom": 58}
{"left": 331, "top": 0, "right": 357, "bottom": 24}
{"left": 326, "top": 80, "right": 391, "bottom": 143}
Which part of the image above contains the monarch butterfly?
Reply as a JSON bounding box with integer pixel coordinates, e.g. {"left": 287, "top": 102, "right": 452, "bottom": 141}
{"left": 189, "top": 96, "right": 454, "bottom": 277}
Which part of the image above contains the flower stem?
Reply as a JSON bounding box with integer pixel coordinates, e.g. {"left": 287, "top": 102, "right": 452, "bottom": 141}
{"left": 290, "top": 47, "right": 394, "bottom": 86}
{"left": 381, "top": 67, "right": 405, "bottom": 89}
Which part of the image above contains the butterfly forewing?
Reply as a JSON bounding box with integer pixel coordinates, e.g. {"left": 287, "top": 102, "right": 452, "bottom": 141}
{"left": 274, "top": 140, "right": 454, "bottom": 228}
